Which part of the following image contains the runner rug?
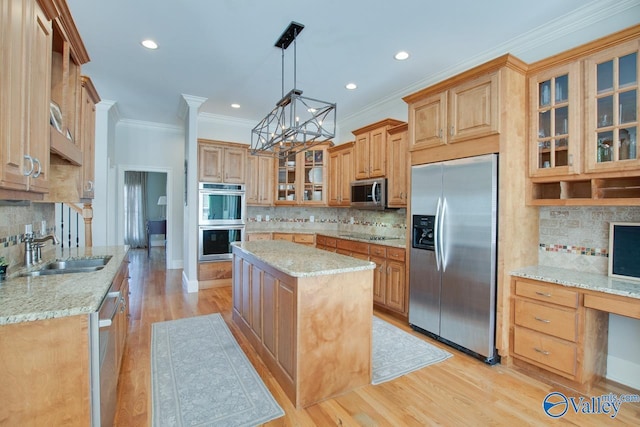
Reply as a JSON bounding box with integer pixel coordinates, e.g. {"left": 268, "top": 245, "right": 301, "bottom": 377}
{"left": 372, "top": 316, "right": 452, "bottom": 385}
{"left": 151, "top": 313, "right": 284, "bottom": 427}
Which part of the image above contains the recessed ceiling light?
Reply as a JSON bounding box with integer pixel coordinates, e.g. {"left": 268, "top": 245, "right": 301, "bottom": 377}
{"left": 345, "top": 83, "right": 357, "bottom": 90}
{"left": 141, "top": 39, "right": 158, "bottom": 50}
{"left": 231, "top": 103, "right": 240, "bottom": 109}
{"left": 394, "top": 51, "right": 409, "bottom": 61}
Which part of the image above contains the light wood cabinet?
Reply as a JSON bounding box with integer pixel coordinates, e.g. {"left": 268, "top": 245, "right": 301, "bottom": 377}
{"left": 528, "top": 63, "right": 582, "bottom": 177}
{"left": 232, "top": 245, "right": 373, "bottom": 408}
{"left": 527, "top": 26, "right": 640, "bottom": 205}
{"left": 246, "top": 232, "right": 272, "bottom": 241}
{"left": 246, "top": 154, "right": 274, "bottom": 205}
{"left": 386, "top": 123, "right": 409, "bottom": 207}
{"left": 198, "top": 139, "right": 246, "bottom": 183}
{"left": 510, "top": 277, "right": 607, "bottom": 389}
{"left": 318, "top": 235, "right": 407, "bottom": 317}
{"left": 78, "top": 76, "right": 99, "bottom": 199}
{"left": 0, "top": 0, "right": 52, "bottom": 198}
{"left": 407, "top": 72, "right": 499, "bottom": 152}
{"left": 328, "top": 142, "right": 354, "bottom": 206}
{"left": 273, "top": 232, "right": 315, "bottom": 246}
{"left": 275, "top": 144, "right": 329, "bottom": 205}
{"left": 353, "top": 119, "right": 404, "bottom": 180}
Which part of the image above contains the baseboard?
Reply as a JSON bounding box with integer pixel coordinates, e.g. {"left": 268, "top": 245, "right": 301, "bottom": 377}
{"left": 181, "top": 271, "right": 199, "bottom": 293}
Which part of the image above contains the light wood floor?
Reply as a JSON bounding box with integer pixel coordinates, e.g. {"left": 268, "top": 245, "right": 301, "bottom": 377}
{"left": 114, "top": 248, "right": 639, "bottom": 426}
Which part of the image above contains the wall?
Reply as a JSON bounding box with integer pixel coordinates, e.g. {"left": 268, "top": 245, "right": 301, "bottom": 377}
{"left": 0, "top": 203, "right": 55, "bottom": 272}
{"left": 111, "top": 120, "right": 184, "bottom": 269}
{"left": 538, "top": 206, "right": 640, "bottom": 390}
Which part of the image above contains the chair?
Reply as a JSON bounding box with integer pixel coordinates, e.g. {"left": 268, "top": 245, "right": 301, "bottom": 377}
{"left": 146, "top": 219, "right": 167, "bottom": 256}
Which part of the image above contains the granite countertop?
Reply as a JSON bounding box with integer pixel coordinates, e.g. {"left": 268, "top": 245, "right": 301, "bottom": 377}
{"left": 0, "top": 246, "right": 130, "bottom": 325}
{"left": 511, "top": 265, "right": 640, "bottom": 300}
{"left": 232, "top": 240, "right": 375, "bottom": 277}
{"left": 246, "top": 228, "right": 407, "bottom": 249}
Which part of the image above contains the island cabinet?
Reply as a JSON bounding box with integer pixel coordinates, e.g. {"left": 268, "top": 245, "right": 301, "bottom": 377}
{"left": 352, "top": 119, "right": 405, "bottom": 180}
{"left": 527, "top": 26, "right": 640, "bottom": 205}
{"left": 232, "top": 241, "right": 374, "bottom": 408}
{"left": 327, "top": 142, "right": 354, "bottom": 206}
{"left": 0, "top": 0, "right": 52, "bottom": 199}
{"left": 198, "top": 139, "right": 246, "bottom": 184}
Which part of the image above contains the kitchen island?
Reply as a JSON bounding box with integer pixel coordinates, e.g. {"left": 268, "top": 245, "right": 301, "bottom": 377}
{"left": 231, "top": 240, "right": 375, "bottom": 408}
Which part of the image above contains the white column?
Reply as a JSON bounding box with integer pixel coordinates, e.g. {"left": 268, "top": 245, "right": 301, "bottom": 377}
{"left": 179, "top": 94, "right": 207, "bottom": 293}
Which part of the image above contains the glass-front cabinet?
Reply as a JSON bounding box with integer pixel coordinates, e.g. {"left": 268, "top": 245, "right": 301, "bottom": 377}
{"left": 275, "top": 144, "right": 328, "bottom": 205}
{"left": 585, "top": 40, "right": 639, "bottom": 172}
{"left": 529, "top": 62, "right": 581, "bottom": 176}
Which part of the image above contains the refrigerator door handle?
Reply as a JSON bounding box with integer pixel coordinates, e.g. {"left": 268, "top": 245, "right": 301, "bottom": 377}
{"left": 440, "top": 198, "right": 447, "bottom": 272}
{"left": 434, "top": 197, "right": 442, "bottom": 271}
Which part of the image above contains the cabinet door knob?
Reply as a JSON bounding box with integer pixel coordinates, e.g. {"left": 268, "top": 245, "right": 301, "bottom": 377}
{"left": 23, "top": 155, "right": 34, "bottom": 176}
{"left": 534, "top": 316, "right": 551, "bottom": 323}
{"left": 534, "top": 347, "right": 550, "bottom": 356}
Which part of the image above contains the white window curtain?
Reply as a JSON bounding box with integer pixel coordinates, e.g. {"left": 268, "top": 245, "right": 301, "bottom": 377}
{"left": 124, "top": 171, "right": 148, "bottom": 248}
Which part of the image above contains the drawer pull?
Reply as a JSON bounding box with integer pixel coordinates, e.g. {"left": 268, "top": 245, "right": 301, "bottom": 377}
{"left": 535, "top": 291, "right": 552, "bottom": 297}
{"left": 534, "top": 316, "right": 551, "bottom": 323}
{"left": 534, "top": 347, "right": 550, "bottom": 356}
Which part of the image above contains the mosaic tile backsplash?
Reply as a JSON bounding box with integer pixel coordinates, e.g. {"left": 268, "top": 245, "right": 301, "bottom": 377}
{"left": 538, "top": 206, "right": 640, "bottom": 274}
{"left": 246, "top": 206, "right": 407, "bottom": 238}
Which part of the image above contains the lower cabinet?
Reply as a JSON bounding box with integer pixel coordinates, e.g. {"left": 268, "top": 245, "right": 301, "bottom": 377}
{"left": 0, "top": 314, "right": 92, "bottom": 425}
{"left": 272, "top": 232, "right": 315, "bottom": 246}
{"left": 510, "top": 277, "right": 608, "bottom": 389}
{"left": 317, "top": 235, "right": 407, "bottom": 317}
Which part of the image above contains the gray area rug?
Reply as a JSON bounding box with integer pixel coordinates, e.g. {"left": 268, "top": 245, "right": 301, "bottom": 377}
{"left": 151, "top": 314, "right": 284, "bottom": 427}
{"left": 372, "top": 316, "right": 452, "bottom": 385}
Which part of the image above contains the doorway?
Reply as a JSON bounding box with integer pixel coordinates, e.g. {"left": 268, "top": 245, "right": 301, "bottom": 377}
{"left": 118, "top": 166, "right": 173, "bottom": 270}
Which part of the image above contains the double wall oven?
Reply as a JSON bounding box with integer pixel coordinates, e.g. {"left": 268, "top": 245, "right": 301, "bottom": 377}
{"left": 198, "top": 182, "right": 245, "bottom": 261}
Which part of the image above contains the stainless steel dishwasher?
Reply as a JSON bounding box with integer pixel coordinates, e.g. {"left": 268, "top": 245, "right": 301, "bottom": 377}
{"left": 90, "top": 281, "right": 124, "bottom": 426}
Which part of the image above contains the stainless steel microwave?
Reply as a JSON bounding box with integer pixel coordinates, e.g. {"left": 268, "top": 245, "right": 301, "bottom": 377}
{"left": 350, "top": 178, "right": 387, "bottom": 210}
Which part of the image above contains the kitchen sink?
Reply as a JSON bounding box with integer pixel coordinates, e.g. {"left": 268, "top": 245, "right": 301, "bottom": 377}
{"left": 19, "top": 256, "right": 112, "bottom": 277}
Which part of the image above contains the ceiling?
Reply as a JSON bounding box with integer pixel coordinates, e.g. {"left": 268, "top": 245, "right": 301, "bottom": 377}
{"left": 66, "top": 0, "right": 639, "bottom": 129}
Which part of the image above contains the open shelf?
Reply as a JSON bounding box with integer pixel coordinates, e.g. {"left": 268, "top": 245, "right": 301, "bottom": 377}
{"left": 529, "top": 175, "right": 640, "bottom": 205}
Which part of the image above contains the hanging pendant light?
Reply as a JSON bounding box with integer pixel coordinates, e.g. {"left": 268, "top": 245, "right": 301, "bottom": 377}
{"left": 251, "top": 21, "right": 336, "bottom": 158}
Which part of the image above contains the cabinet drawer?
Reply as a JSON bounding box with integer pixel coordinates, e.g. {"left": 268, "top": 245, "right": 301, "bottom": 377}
{"left": 514, "top": 327, "right": 576, "bottom": 377}
{"left": 247, "top": 232, "right": 272, "bottom": 241}
{"left": 293, "top": 234, "right": 314, "bottom": 244}
{"left": 325, "top": 237, "right": 337, "bottom": 248}
{"left": 514, "top": 299, "right": 577, "bottom": 342}
{"left": 316, "top": 235, "right": 327, "bottom": 246}
{"left": 386, "top": 247, "right": 405, "bottom": 262}
{"left": 515, "top": 279, "right": 578, "bottom": 308}
{"left": 272, "top": 233, "right": 294, "bottom": 241}
{"left": 369, "top": 244, "right": 386, "bottom": 258}
{"left": 337, "top": 239, "right": 369, "bottom": 255}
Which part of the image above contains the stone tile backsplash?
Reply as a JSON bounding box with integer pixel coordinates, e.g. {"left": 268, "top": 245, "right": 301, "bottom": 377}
{"left": 247, "top": 206, "right": 407, "bottom": 237}
{"left": 538, "top": 206, "right": 640, "bottom": 274}
{"left": 0, "top": 203, "right": 55, "bottom": 271}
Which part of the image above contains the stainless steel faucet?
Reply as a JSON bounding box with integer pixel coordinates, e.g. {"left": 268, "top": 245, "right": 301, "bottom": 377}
{"left": 24, "top": 234, "right": 59, "bottom": 266}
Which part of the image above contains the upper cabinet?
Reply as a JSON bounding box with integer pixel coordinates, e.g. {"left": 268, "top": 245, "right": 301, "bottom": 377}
{"left": 527, "top": 26, "right": 640, "bottom": 205}
{"left": 404, "top": 55, "right": 527, "bottom": 167}
{"left": 386, "top": 123, "right": 409, "bottom": 207}
{"left": 275, "top": 143, "right": 329, "bottom": 205}
{"left": 198, "top": 140, "right": 246, "bottom": 184}
{"left": 246, "top": 154, "right": 274, "bottom": 206}
{"left": 0, "top": 0, "right": 52, "bottom": 198}
{"left": 78, "top": 76, "right": 99, "bottom": 199}
{"left": 352, "top": 119, "right": 404, "bottom": 180}
{"left": 584, "top": 39, "right": 639, "bottom": 173}
{"left": 407, "top": 72, "right": 499, "bottom": 152}
{"left": 327, "top": 142, "right": 354, "bottom": 207}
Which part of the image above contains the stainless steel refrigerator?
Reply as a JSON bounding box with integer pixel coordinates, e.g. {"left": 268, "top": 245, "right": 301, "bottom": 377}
{"left": 409, "top": 154, "right": 498, "bottom": 364}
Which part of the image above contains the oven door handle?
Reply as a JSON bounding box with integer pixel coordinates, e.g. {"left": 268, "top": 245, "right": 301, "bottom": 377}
{"left": 98, "top": 291, "right": 121, "bottom": 328}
